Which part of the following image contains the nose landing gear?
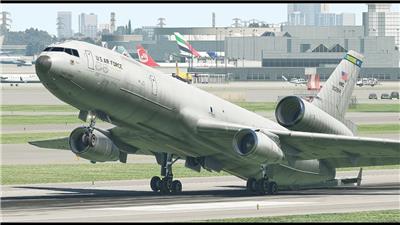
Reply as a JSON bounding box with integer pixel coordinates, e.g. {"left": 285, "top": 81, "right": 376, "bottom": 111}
{"left": 150, "top": 153, "right": 182, "bottom": 194}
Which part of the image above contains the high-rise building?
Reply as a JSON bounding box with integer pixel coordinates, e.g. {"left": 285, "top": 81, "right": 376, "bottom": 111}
{"left": 288, "top": 4, "right": 322, "bottom": 26}
{"left": 336, "top": 13, "right": 356, "bottom": 26}
{"left": 110, "top": 12, "right": 116, "bottom": 34}
{"left": 57, "top": 11, "right": 72, "bottom": 39}
{"left": 288, "top": 4, "right": 355, "bottom": 26}
{"left": 363, "top": 3, "right": 400, "bottom": 49}
{"left": 78, "top": 13, "right": 98, "bottom": 39}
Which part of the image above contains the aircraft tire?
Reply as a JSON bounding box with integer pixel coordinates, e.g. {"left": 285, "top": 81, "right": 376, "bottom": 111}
{"left": 246, "top": 178, "right": 257, "bottom": 193}
{"left": 256, "top": 178, "right": 269, "bottom": 195}
{"left": 150, "top": 176, "right": 161, "bottom": 192}
{"left": 160, "top": 177, "right": 172, "bottom": 194}
{"left": 171, "top": 180, "right": 182, "bottom": 193}
{"left": 268, "top": 181, "right": 278, "bottom": 195}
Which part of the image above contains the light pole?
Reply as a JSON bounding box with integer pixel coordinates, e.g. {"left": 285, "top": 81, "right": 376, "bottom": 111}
{"left": 215, "top": 27, "right": 218, "bottom": 68}
{"left": 242, "top": 28, "right": 245, "bottom": 68}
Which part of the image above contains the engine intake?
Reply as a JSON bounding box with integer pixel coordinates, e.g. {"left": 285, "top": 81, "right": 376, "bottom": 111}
{"left": 69, "top": 127, "right": 120, "bottom": 162}
{"left": 233, "top": 129, "right": 283, "bottom": 164}
{"left": 275, "top": 96, "right": 353, "bottom": 135}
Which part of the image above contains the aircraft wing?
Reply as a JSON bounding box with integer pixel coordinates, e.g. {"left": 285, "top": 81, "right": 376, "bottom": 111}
{"left": 193, "top": 119, "right": 400, "bottom": 167}
{"left": 267, "top": 129, "right": 399, "bottom": 160}
{"left": 29, "top": 137, "right": 70, "bottom": 150}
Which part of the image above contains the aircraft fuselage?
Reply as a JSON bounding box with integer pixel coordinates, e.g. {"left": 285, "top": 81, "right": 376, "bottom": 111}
{"left": 35, "top": 41, "right": 336, "bottom": 189}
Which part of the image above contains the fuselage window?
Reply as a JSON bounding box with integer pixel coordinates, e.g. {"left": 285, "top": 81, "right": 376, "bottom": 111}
{"left": 43, "top": 47, "right": 52, "bottom": 51}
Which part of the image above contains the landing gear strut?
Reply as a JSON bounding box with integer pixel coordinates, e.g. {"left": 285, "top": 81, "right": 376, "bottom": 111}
{"left": 246, "top": 165, "right": 278, "bottom": 195}
{"left": 82, "top": 112, "right": 97, "bottom": 147}
{"left": 150, "top": 153, "right": 182, "bottom": 194}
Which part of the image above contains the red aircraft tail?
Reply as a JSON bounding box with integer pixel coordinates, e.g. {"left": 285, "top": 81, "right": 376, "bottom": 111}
{"left": 136, "top": 45, "right": 159, "bottom": 67}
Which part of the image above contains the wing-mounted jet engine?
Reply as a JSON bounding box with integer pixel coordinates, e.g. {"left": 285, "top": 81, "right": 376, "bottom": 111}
{"left": 275, "top": 96, "right": 353, "bottom": 136}
{"left": 69, "top": 126, "right": 120, "bottom": 162}
{"left": 232, "top": 129, "right": 284, "bottom": 164}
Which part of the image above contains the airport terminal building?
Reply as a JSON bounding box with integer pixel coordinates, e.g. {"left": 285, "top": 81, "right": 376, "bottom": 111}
{"left": 102, "top": 24, "right": 399, "bottom": 81}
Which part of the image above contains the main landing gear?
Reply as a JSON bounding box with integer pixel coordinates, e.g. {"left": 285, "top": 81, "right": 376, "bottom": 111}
{"left": 150, "top": 153, "right": 182, "bottom": 194}
{"left": 246, "top": 165, "right": 278, "bottom": 195}
{"left": 81, "top": 112, "right": 97, "bottom": 148}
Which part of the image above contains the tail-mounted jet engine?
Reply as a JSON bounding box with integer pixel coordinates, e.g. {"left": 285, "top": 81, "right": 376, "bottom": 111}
{"left": 275, "top": 96, "right": 353, "bottom": 136}
{"left": 69, "top": 126, "right": 120, "bottom": 162}
{"left": 232, "top": 129, "right": 283, "bottom": 164}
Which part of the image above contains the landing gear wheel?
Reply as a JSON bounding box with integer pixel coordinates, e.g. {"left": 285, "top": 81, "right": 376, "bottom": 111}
{"left": 268, "top": 181, "right": 278, "bottom": 195}
{"left": 88, "top": 133, "right": 96, "bottom": 147}
{"left": 257, "top": 178, "right": 269, "bottom": 195}
{"left": 171, "top": 180, "right": 182, "bottom": 194}
{"left": 150, "top": 176, "right": 161, "bottom": 192}
{"left": 246, "top": 178, "right": 257, "bottom": 193}
{"left": 160, "top": 177, "right": 172, "bottom": 194}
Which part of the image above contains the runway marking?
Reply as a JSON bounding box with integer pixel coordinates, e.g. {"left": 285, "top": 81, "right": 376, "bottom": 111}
{"left": 92, "top": 200, "right": 314, "bottom": 212}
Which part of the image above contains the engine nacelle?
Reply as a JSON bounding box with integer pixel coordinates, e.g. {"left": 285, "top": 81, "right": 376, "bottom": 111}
{"left": 275, "top": 96, "right": 353, "bottom": 136}
{"left": 233, "top": 129, "right": 284, "bottom": 164}
{"left": 69, "top": 127, "right": 120, "bottom": 162}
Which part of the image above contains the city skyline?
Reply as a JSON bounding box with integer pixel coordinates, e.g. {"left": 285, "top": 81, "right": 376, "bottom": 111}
{"left": 3, "top": 3, "right": 399, "bottom": 36}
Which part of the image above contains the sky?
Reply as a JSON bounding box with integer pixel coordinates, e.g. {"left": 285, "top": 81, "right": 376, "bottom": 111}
{"left": 2, "top": 3, "right": 400, "bottom": 36}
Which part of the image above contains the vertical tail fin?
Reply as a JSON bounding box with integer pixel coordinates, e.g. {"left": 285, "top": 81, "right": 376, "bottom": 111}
{"left": 312, "top": 50, "right": 364, "bottom": 120}
{"left": 174, "top": 32, "right": 201, "bottom": 58}
{"left": 282, "top": 75, "right": 288, "bottom": 81}
{"left": 136, "top": 45, "right": 159, "bottom": 67}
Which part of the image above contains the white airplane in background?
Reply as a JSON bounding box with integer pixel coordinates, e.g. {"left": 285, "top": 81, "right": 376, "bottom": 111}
{"left": 0, "top": 56, "right": 33, "bottom": 66}
{"left": 282, "top": 75, "right": 307, "bottom": 85}
{"left": 0, "top": 73, "right": 40, "bottom": 84}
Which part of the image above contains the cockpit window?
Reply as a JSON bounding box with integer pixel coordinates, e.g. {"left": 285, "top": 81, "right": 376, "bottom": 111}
{"left": 42, "top": 47, "right": 80, "bottom": 57}
{"left": 51, "top": 47, "right": 64, "bottom": 52}
{"left": 72, "top": 49, "right": 80, "bottom": 57}
{"left": 65, "top": 48, "right": 73, "bottom": 55}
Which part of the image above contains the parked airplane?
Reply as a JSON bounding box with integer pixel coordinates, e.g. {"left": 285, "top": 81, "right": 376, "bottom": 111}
{"left": 0, "top": 73, "right": 40, "bottom": 84}
{"left": 136, "top": 45, "right": 191, "bottom": 83}
{"left": 0, "top": 55, "right": 33, "bottom": 66}
{"left": 136, "top": 44, "right": 232, "bottom": 69}
{"left": 136, "top": 45, "right": 160, "bottom": 67}
{"left": 31, "top": 41, "right": 399, "bottom": 195}
{"left": 282, "top": 75, "right": 307, "bottom": 85}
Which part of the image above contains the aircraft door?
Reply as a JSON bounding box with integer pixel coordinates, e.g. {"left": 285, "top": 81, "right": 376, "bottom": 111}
{"left": 85, "top": 50, "right": 94, "bottom": 70}
{"left": 149, "top": 75, "right": 158, "bottom": 96}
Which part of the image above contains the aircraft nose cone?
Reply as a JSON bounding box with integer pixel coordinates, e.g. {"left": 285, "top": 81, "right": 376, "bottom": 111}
{"left": 35, "top": 55, "right": 52, "bottom": 74}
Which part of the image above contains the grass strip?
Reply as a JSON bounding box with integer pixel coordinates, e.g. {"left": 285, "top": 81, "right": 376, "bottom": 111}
{"left": 358, "top": 124, "right": 400, "bottom": 134}
{"left": 348, "top": 103, "right": 400, "bottom": 113}
{"left": 234, "top": 102, "right": 277, "bottom": 112}
{"left": 1, "top": 105, "right": 77, "bottom": 112}
{"left": 208, "top": 210, "right": 400, "bottom": 222}
{"left": 0, "top": 163, "right": 228, "bottom": 185}
{"left": 337, "top": 165, "right": 400, "bottom": 171}
{"left": 1, "top": 115, "right": 83, "bottom": 125}
{"left": 1, "top": 132, "right": 70, "bottom": 144}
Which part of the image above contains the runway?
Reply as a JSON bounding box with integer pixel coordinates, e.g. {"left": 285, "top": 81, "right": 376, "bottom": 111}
{"left": 1, "top": 169, "right": 399, "bottom": 222}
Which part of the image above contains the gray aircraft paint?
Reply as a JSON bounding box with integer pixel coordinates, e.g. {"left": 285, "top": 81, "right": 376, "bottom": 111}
{"left": 33, "top": 40, "right": 399, "bottom": 190}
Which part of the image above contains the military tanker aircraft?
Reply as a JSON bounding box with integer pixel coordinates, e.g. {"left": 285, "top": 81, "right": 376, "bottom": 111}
{"left": 31, "top": 40, "right": 399, "bottom": 195}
